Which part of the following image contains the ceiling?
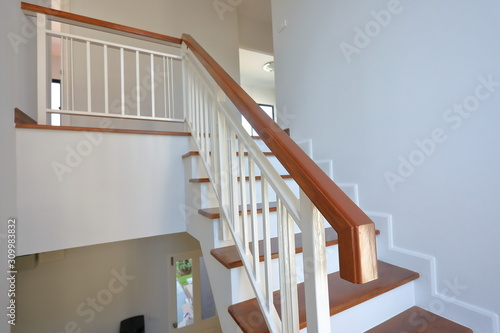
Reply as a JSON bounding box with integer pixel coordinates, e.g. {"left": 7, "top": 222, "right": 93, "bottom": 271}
{"left": 237, "top": 0, "right": 274, "bottom": 89}
{"left": 237, "top": 0, "right": 272, "bottom": 24}
{"left": 239, "top": 49, "right": 275, "bottom": 89}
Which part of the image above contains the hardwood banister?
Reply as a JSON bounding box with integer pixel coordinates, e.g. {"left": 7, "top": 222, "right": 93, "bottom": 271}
{"left": 182, "top": 33, "right": 378, "bottom": 284}
{"left": 21, "top": 2, "right": 182, "bottom": 47}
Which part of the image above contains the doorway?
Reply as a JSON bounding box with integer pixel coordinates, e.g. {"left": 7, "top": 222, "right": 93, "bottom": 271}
{"left": 169, "top": 251, "right": 220, "bottom": 332}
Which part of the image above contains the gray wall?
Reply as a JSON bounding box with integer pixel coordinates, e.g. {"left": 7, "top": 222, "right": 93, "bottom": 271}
{"left": 12, "top": 233, "right": 201, "bottom": 333}
{"left": 68, "top": 0, "right": 241, "bottom": 81}
{"left": 271, "top": 0, "right": 500, "bottom": 330}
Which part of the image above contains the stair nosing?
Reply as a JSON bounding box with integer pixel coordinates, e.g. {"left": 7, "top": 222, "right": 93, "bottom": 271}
{"left": 182, "top": 150, "right": 275, "bottom": 159}
{"left": 189, "top": 175, "right": 292, "bottom": 183}
{"left": 199, "top": 202, "right": 279, "bottom": 219}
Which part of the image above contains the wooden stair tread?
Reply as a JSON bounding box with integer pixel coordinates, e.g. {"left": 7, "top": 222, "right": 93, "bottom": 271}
{"left": 365, "top": 306, "right": 473, "bottom": 333}
{"left": 182, "top": 150, "right": 274, "bottom": 159}
{"left": 228, "top": 261, "right": 419, "bottom": 332}
{"left": 199, "top": 202, "right": 279, "bottom": 219}
{"left": 211, "top": 227, "right": 380, "bottom": 269}
{"left": 204, "top": 202, "right": 378, "bottom": 268}
{"left": 212, "top": 227, "right": 337, "bottom": 269}
{"left": 189, "top": 175, "right": 292, "bottom": 183}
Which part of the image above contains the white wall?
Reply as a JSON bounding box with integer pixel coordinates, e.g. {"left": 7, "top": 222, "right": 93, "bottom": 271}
{"left": 1, "top": 0, "right": 42, "bottom": 331}
{"left": 241, "top": 84, "right": 276, "bottom": 108}
{"left": 238, "top": 15, "right": 274, "bottom": 55}
{"left": 12, "top": 233, "right": 201, "bottom": 333}
{"left": 68, "top": 0, "right": 240, "bottom": 81}
{"left": 16, "top": 128, "right": 190, "bottom": 255}
{"left": 272, "top": 0, "right": 500, "bottom": 331}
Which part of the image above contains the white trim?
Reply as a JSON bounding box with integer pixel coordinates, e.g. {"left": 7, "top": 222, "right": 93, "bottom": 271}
{"left": 296, "top": 139, "right": 313, "bottom": 159}
{"left": 303, "top": 136, "right": 499, "bottom": 332}
{"left": 367, "top": 210, "right": 500, "bottom": 333}
{"left": 315, "top": 159, "right": 333, "bottom": 179}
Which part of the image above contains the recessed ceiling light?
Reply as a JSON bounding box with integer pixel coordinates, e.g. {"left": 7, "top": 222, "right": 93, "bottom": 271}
{"left": 263, "top": 61, "right": 274, "bottom": 72}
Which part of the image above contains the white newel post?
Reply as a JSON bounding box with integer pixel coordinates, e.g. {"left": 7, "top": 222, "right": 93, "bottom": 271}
{"left": 36, "top": 13, "right": 48, "bottom": 125}
{"left": 300, "top": 190, "right": 332, "bottom": 332}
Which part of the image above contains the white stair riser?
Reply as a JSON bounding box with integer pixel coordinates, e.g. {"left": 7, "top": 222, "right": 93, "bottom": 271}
{"left": 247, "top": 138, "right": 270, "bottom": 152}
{"left": 297, "top": 283, "right": 416, "bottom": 333}
{"left": 228, "top": 245, "right": 340, "bottom": 304}
{"left": 184, "top": 155, "right": 359, "bottom": 208}
{"left": 184, "top": 154, "right": 288, "bottom": 179}
{"left": 328, "top": 282, "right": 416, "bottom": 333}
{"left": 195, "top": 178, "right": 300, "bottom": 208}
{"left": 186, "top": 156, "right": 357, "bottom": 211}
{"left": 336, "top": 183, "right": 359, "bottom": 206}
{"left": 185, "top": 154, "right": 209, "bottom": 178}
{"left": 218, "top": 212, "right": 302, "bottom": 240}
{"left": 186, "top": 182, "right": 220, "bottom": 210}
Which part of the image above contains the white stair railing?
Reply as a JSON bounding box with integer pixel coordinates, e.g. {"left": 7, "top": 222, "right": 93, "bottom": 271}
{"left": 182, "top": 45, "right": 332, "bottom": 333}
{"left": 33, "top": 12, "right": 183, "bottom": 125}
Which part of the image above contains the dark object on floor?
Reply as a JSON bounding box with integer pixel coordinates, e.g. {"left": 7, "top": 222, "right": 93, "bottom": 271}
{"left": 119, "top": 315, "right": 145, "bottom": 333}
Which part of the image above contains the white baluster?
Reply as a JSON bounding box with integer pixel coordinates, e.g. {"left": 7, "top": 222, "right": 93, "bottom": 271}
{"left": 136, "top": 51, "right": 141, "bottom": 116}
{"left": 217, "top": 114, "right": 230, "bottom": 241}
{"left": 248, "top": 158, "right": 259, "bottom": 275}
{"left": 86, "top": 41, "right": 91, "bottom": 113}
{"left": 169, "top": 57, "right": 175, "bottom": 118}
{"left": 277, "top": 200, "right": 299, "bottom": 332}
{"left": 103, "top": 45, "right": 109, "bottom": 114}
{"left": 163, "top": 56, "right": 168, "bottom": 119}
{"left": 120, "top": 48, "right": 125, "bottom": 115}
{"left": 300, "top": 190, "right": 331, "bottom": 333}
{"left": 70, "top": 38, "right": 74, "bottom": 111}
{"left": 150, "top": 54, "right": 155, "bottom": 118}
{"left": 202, "top": 89, "right": 208, "bottom": 157}
{"left": 238, "top": 141, "right": 249, "bottom": 254}
{"left": 36, "top": 13, "right": 48, "bottom": 124}
{"left": 261, "top": 178, "right": 273, "bottom": 310}
{"left": 228, "top": 130, "right": 240, "bottom": 234}
{"left": 61, "top": 36, "right": 67, "bottom": 111}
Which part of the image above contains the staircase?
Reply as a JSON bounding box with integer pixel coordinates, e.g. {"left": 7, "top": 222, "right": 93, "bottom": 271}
{"left": 183, "top": 143, "right": 474, "bottom": 332}
{"left": 21, "top": 3, "right": 479, "bottom": 332}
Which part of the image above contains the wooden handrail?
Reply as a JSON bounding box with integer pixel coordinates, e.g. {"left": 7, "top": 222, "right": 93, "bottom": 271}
{"left": 21, "top": 2, "right": 182, "bottom": 47}
{"left": 19, "top": 2, "right": 377, "bottom": 284}
{"left": 183, "top": 34, "right": 378, "bottom": 284}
